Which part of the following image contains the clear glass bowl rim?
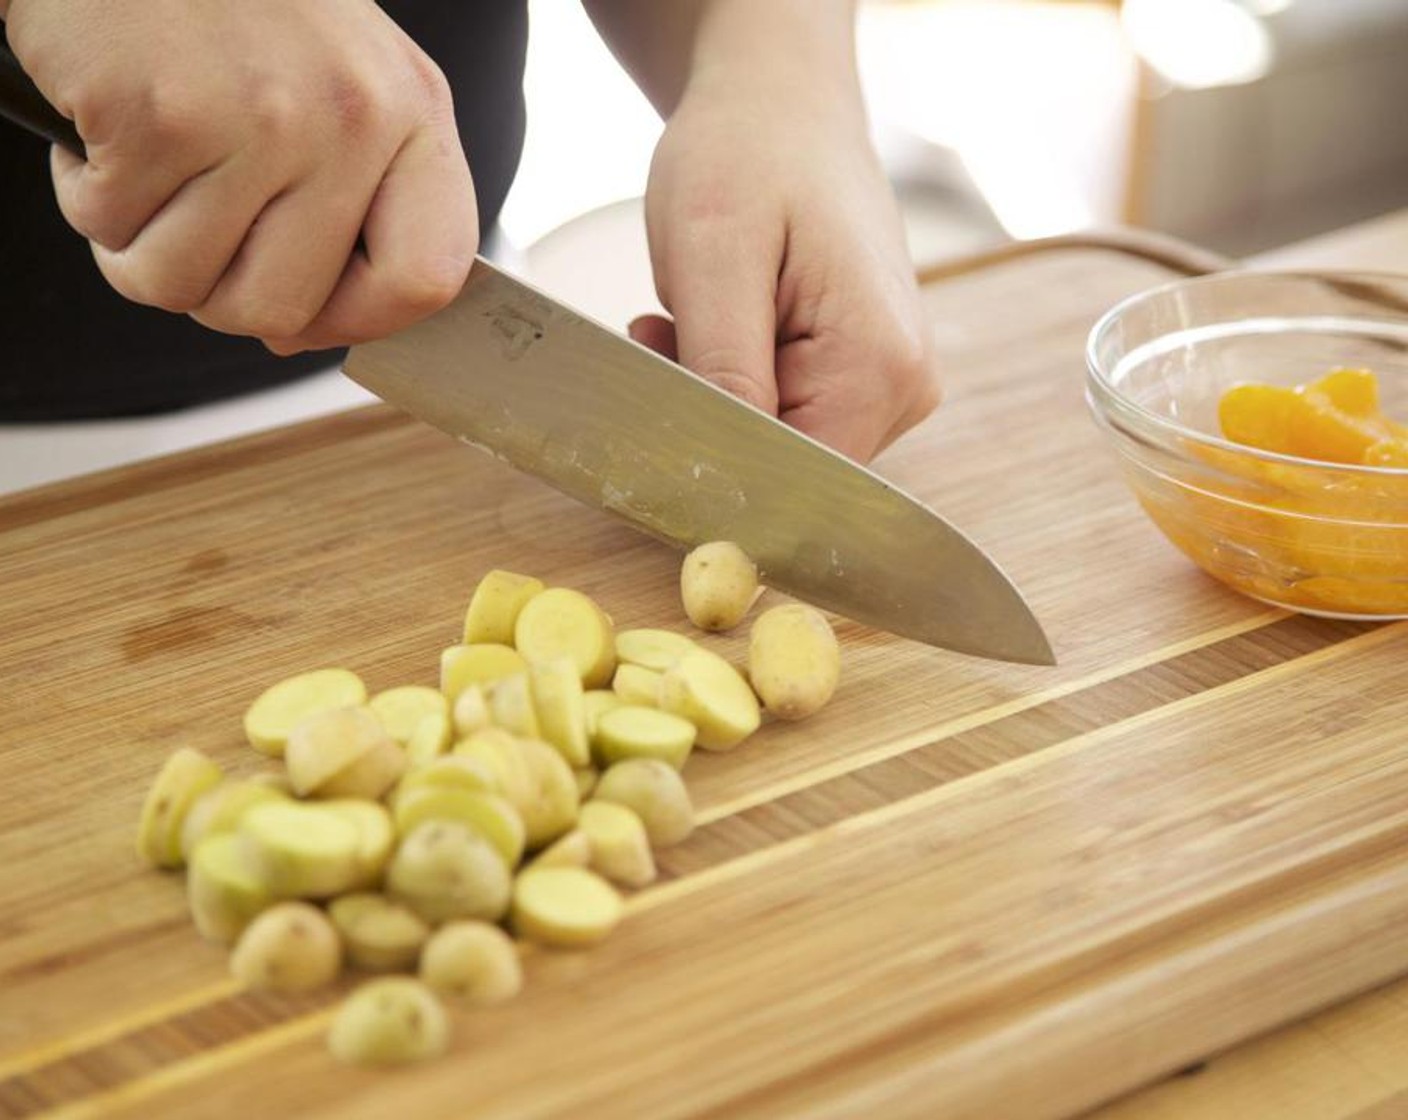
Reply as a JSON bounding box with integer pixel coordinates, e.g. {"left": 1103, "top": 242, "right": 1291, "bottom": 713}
{"left": 1085, "top": 269, "right": 1408, "bottom": 479}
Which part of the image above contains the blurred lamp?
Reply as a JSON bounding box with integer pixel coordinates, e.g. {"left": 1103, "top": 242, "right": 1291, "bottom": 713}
{"left": 1122, "top": 0, "right": 1273, "bottom": 89}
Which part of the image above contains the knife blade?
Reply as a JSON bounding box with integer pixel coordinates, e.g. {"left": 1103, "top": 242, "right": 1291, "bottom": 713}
{"left": 345, "top": 260, "right": 1054, "bottom": 665}
{"left": 0, "top": 43, "right": 1051, "bottom": 664}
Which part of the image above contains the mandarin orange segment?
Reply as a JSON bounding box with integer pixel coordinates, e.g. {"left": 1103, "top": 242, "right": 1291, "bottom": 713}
{"left": 1268, "top": 499, "right": 1408, "bottom": 582}
{"left": 1187, "top": 369, "right": 1408, "bottom": 615}
{"left": 1217, "top": 383, "right": 1299, "bottom": 454}
{"left": 1364, "top": 438, "right": 1408, "bottom": 467}
{"left": 1308, "top": 368, "right": 1379, "bottom": 415}
{"left": 1284, "top": 388, "right": 1394, "bottom": 465}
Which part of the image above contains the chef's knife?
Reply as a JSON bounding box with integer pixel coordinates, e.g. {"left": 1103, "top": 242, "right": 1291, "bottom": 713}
{"left": 0, "top": 42, "right": 1054, "bottom": 665}
{"left": 344, "top": 264, "right": 1054, "bottom": 665}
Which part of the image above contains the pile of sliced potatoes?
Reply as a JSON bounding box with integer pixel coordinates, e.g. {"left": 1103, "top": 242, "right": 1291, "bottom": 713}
{"left": 135, "top": 542, "right": 840, "bottom": 1067}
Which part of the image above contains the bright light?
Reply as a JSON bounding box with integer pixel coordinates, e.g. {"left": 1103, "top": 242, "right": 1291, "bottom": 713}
{"left": 857, "top": 1, "right": 1131, "bottom": 238}
{"left": 498, "top": 0, "right": 662, "bottom": 250}
{"left": 1122, "top": 0, "right": 1273, "bottom": 89}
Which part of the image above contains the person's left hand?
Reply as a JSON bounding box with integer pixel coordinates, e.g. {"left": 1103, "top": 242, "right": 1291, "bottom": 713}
{"left": 629, "top": 72, "right": 940, "bottom": 464}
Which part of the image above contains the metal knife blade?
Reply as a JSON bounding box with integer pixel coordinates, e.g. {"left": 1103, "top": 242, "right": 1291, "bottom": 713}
{"left": 344, "top": 258, "right": 1055, "bottom": 665}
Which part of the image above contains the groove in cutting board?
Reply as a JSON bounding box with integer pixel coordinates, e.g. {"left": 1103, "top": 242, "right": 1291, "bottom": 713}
{"left": 0, "top": 981, "right": 239, "bottom": 1082}
{"left": 34, "top": 1012, "right": 339, "bottom": 1120}
{"left": 695, "top": 607, "right": 1287, "bottom": 824}
{"left": 0, "top": 616, "right": 1394, "bottom": 1119}
{"left": 665, "top": 613, "right": 1370, "bottom": 877}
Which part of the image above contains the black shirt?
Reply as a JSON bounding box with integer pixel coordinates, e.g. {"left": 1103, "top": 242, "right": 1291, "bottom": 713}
{"left": 0, "top": 1, "right": 529, "bottom": 420}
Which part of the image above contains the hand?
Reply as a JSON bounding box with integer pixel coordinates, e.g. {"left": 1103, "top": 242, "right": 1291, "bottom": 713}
{"left": 4, "top": 0, "right": 477, "bottom": 353}
{"left": 630, "top": 67, "right": 940, "bottom": 462}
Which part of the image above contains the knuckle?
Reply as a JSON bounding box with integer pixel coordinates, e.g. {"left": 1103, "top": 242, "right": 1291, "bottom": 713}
{"left": 55, "top": 181, "right": 102, "bottom": 240}
{"left": 60, "top": 175, "right": 137, "bottom": 251}
{"left": 234, "top": 297, "right": 320, "bottom": 341}
{"left": 324, "top": 69, "right": 390, "bottom": 139}
{"left": 405, "top": 49, "right": 453, "bottom": 110}
{"left": 134, "top": 82, "right": 205, "bottom": 147}
{"left": 107, "top": 262, "right": 206, "bottom": 314}
{"left": 241, "top": 80, "right": 302, "bottom": 142}
{"left": 65, "top": 81, "right": 122, "bottom": 142}
{"left": 688, "top": 350, "right": 772, "bottom": 410}
{"left": 676, "top": 178, "right": 744, "bottom": 227}
{"left": 262, "top": 336, "right": 305, "bottom": 357}
{"left": 391, "top": 257, "right": 471, "bottom": 317}
{"left": 888, "top": 323, "right": 942, "bottom": 418}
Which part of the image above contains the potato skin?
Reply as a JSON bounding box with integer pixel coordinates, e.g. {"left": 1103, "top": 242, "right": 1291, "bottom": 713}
{"left": 230, "top": 902, "right": 342, "bottom": 992}
{"left": 387, "top": 821, "right": 512, "bottom": 924}
{"left": 592, "top": 759, "right": 694, "bottom": 847}
{"left": 419, "top": 921, "right": 522, "bottom": 1006}
{"left": 327, "top": 978, "right": 450, "bottom": 1067}
{"left": 747, "top": 604, "right": 841, "bottom": 720}
{"left": 680, "top": 542, "right": 758, "bottom": 632}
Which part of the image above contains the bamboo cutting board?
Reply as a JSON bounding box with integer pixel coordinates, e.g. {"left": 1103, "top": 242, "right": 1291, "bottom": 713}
{"left": 1, "top": 231, "right": 1406, "bottom": 1120}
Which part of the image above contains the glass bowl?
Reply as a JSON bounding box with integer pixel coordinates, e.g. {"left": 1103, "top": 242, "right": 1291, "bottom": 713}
{"left": 1086, "top": 271, "right": 1408, "bottom": 619}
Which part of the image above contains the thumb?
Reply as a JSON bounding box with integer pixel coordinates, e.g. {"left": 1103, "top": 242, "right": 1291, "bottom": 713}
{"left": 657, "top": 235, "right": 780, "bottom": 416}
{"left": 627, "top": 314, "right": 678, "bottom": 362}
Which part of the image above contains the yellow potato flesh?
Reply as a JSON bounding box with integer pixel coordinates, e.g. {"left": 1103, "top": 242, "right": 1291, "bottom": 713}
{"left": 451, "top": 686, "right": 493, "bottom": 740}
{"left": 463, "top": 569, "right": 545, "bottom": 645}
{"left": 329, "top": 893, "right": 429, "bottom": 972}
{"left": 582, "top": 689, "right": 625, "bottom": 738}
{"left": 487, "top": 672, "right": 541, "bottom": 739}
{"left": 611, "top": 664, "right": 663, "bottom": 708}
{"left": 187, "top": 832, "right": 271, "bottom": 944}
{"left": 284, "top": 706, "right": 393, "bottom": 797}
{"left": 593, "top": 759, "right": 694, "bottom": 847}
{"left": 315, "top": 738, "right": 406, "bottom": 801}
{"left": 393, "top": 787, "right": 527, "bottom": 868}
{"left": 511, "top": 867, "right": 623, "bottom": 949}
{"left": 243, "top": 668, "right": 366, "bottom": 757}
{"left": 578, "top": 801, "right": 656, "bottom": 889}
{"left": 136, "top": 747, "right": 225, "bottom": 869}
{"left": 439, "top": 643, "right": 528, "bottom": 702}
{"left": 320, "top": 799, "right": 396, "bottom": 890}
{"left": 573, "top": 768, "right": 599, "bottom": 799}
{"left": 241, "top": 801, "right": 362, "bottom": 898}
{"left": 455, "top": 731, "right": 580, "bottom": 849}
{"left": 615, "top": 628, "right": 696, "bottom": 672}
{"left": 595, "top": 705, "right": 694, "bottom": 770}
{"left": 530, "top": 827, "right": 592, "bottom": 870}
{"left": 659, "top": 648, "right": 760, "bottom": 751}
{"left": 514, "top": 588, "right": 616, "bottom": 688}
{"left": 404, "top": 710, "right": 453, "bottom": 769}
{"left": 528, "top": 656, "right": 591, "bottom": 768}
{"left": 369, "top": 686, "right": 449, "bottom": 745}
{"left": 395, "top": 755, "right": 496, "bottom": 803}
{"left": 180, "top": 778, "right": 284, "bottom": 863}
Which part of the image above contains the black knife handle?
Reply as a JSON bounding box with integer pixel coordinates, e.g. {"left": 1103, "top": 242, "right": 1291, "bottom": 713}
{"left": 0, "top": 38, "right": 85, "bottom": 156}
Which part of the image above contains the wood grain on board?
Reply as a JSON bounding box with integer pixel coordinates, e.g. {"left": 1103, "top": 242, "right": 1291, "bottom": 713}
{"left": 2, "top": 218, "right": 1405, "bottom": 1120}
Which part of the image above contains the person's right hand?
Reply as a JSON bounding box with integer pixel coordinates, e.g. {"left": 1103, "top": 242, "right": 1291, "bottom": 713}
{"left": 2, "top": 0, "right": 477, "bottom": 354}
